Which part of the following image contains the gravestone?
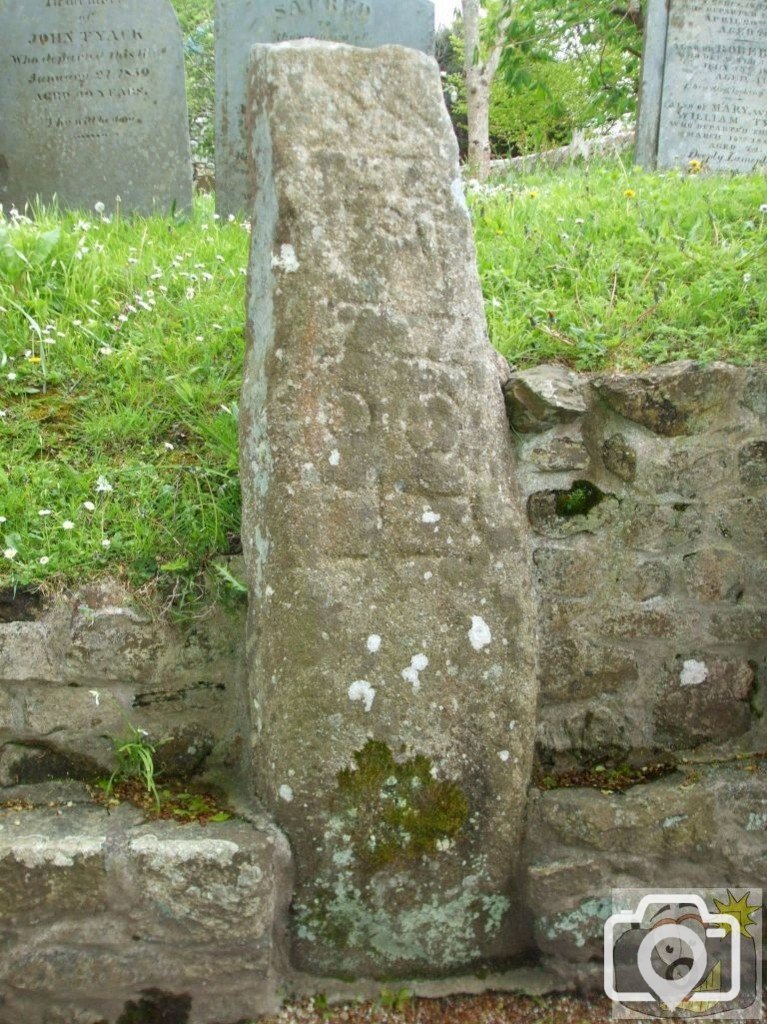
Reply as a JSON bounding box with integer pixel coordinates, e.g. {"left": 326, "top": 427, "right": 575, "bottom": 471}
{"left": 214, "top": 0, "right": 435, "bottom": 216}
{"left": 637, "top": 0, "right": 767, "bottom": 172}
{"left": 240, "top": 40, "right": 538, "bottom": 978}
{"left": 0, "top": 0, "right": 193, "bottom": 215}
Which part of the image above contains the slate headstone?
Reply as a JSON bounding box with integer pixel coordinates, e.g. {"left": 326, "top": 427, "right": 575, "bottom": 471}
{"left": 0, "top": 0, "right": 193, "bottom": 215}
{"left": 637, "top": 0, "right": 767, "bottom": 172}
{"left": 240, "top": 40, "right": 538, "bottom": 977}
{"left": 214, "top": 0, "right": 435, "bottom": 216}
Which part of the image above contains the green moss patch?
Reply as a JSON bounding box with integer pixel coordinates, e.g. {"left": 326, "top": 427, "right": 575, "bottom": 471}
{"left": 554, "top": 480, "right": 606, "bottom": 518}
{"left": 335, "top": 740, "right": 469, "bottom": 874}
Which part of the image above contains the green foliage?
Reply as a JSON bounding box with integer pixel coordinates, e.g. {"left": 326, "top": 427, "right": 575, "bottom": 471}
{"left": 0, "top": 198, "right": 249, "bottom": 605}
{"left": 443, "top": 0, "right": 642, "bottom": 158}
{"left": 170, "top": 0, "right": 215, "bottom": 163}
{"left": 472, "top": 161, "right": 767, "bottom": 370}
{"left": 162, "top": 790, "right": 231, "bottom": 822}
{"left": 107, "top": 724, "right": 161, "bottom": 810}
{"left": 335, "top": 740, "right": 469, "bottom": 873}
{"left": 555, "top": 480, "right": 605, "bottom": 518}
{"left": 378, "top": 988, "right": 413, "bottom": 1012}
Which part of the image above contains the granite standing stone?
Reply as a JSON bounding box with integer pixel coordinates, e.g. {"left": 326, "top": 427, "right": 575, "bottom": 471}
{"left": 214, "top": 0, "right": 435, "bottom": 216}
{"left": 0, "top": 0, "right": 193, "bottom": 215}
{"left": 637, "top": 0, "right": 767, "bottom": 172}
{"left": 240, "top": 40, "right": 538, "bottom": 978}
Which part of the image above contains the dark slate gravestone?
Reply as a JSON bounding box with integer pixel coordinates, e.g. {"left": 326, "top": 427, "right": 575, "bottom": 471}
{"left": 214, "top": 0, "right": 435, "bottom": 216}
{"left": 637, "top": 0, "right": 767, "bottom": 172}
{"left": 0, "top": 0, "right": 193, "bottom": 215}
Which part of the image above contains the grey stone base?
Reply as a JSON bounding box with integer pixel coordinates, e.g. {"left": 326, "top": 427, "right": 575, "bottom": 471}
{"left": 0, "top": 786, "right": 291, "bottom": 1024}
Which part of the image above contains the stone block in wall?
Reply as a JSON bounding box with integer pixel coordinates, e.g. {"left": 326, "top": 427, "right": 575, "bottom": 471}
{"left": 738, "top": 440, "right": 767, "bottom": 487}
{"left": 0, "top": 622, "right": 59, "bottom": 684}
{"left": 619, "top": 499, "right": 706, "bottom": 553}
{"left": 538, "top": 636, "right": 639, "bottom": 704}
{"left": 524, "top": 763, "right": 767, "bottom": 985}
{"left": 641, "top": 444, "right": 732, "bottom": 499}
{"left": 0, "top": 580, "right": 246, "bottom": 789}
{"left": 682, "top": 548, "right": 749, "bottom": 603}
{"left": 601, "top": 433, "right": 637, "bottom": 482}
{"left": 592, "top": 361, "right": 742, "bottom": 437}
{"left": 65, "top": 583, "right": 166, "bottom": 685}
{"left": 0, "top": 797, "right": 291, "bottom": 1024}
{"left": 537, "top": 694, "right": 651, "bottom": 765}
{"left": 708, "top": 608, "right": 767, "bottom": 644}
{"left": 527, "top": 484, "right": 620, "bottom": 538}
{"left": 503, "top": 365, "right": 588, "bottom": 433}
{"left": 529, "top": 435, "right": 590, "bottom": 472}
{"left": 714, "top": 497, "right": 767, "bottom": 550}
{"left": 653, "top": 658, "right": 755, "bottom": 749}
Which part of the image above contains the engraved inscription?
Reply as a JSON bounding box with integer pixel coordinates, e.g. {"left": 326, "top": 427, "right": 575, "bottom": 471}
{"left": 8, "top": 16, "right": 166, "bottom": 143}
{"left": 0, "top": 0, "right": 192, "bottom": 214}
{"left": 657, "top": 0, "right": 767, "bottom": 172}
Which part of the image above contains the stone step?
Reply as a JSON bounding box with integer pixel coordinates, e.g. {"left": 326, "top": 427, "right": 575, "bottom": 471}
{"left": 0, "top": 785, "right": 291, "bottom": 1024}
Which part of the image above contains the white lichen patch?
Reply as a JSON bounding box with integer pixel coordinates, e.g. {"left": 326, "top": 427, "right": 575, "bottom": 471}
{"left": 402, "top": 653, "right": 429, "bottom": 692}
{"left": 468, "top": 615, "right": 492, "bottom": 652}
{"left": 329, "top": 449, "right": 341, "bottom": 467}
{"left": 130, "top": 835, "right": 239, "bottom": 865}
{"left": 451, "top": 177, "right": 469, "bottom": 214}
{"left": 271, "top": 243, "right": 299, "bottom": 273}
{"left": 421, "top": 508, "right": 441, "bottom": 525}
{"left": 680, "top": 659, "right": 708, "bottom": 686}
{"left": 10, "top": 836, "right": 105, "bottom": 868}
{"left": 662, "top": 815, "right": 688, "bottom": 829}
{"left": 498, "top": 750, "right": 510, "bottom": 762}
{"left": 348, "top": 679, "right": 376, "bottom": 712}
{"left": 366, "top": 634, "right": 382, "bottom": 654}
{"left": 746, "top": 811, "right": 767, "bottom": 832}
{"left": 278, "top": 784, "right": 294, "bottom": 803}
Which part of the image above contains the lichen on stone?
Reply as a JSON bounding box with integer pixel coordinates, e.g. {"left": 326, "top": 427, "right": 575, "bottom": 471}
{"left": 334, "top": 740, "right": 469, "bottom": 873}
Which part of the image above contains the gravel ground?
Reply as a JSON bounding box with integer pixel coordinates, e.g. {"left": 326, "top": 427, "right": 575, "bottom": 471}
{"left": 261, "top": 993, "right": 614, "bottom": 1024}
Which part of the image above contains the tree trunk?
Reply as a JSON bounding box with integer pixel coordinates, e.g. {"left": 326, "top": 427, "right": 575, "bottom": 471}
{"left": 462, "top": 0, "right": 511, "bottom": 182}
{"left": 466, "top": 64, "right": 492, "bottom": 180}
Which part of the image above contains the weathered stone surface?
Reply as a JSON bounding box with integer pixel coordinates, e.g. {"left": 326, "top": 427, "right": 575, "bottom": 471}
{"left": 653, "top": 657, "right": 755, "bottom": 748}
{"left": 529, "top": 435, "right": 590, "bottom": 472}
{"left": 739, "top": 440, "right": 767, "bottom": 486}
{"left": 0, "top": 799, "right": 291, "bottom": 1023}
{"left": 525, "top": 764, "right": 767, "bottom": 983}
{"left": 0, "top": 0, "right": 193, "bottom": 215}
{"left": 214, "top": 0, "right": 435, "bottom": 217}
{"left": 503, "top": 366, "right": 588, "bottom": 433}
{"left": 240, "top": 41, "right": 537, "bottom": 977}
{"left": 592, "top": 361, "right": 739, "bottom": 436}
{"left": 0, "top": 580, "right": 246, "bottom": 790}
{"left": 515, "top": 362, "right": 767, "bottom": 768}
{"left": 601, "top": 432, "right": 636, "bottom": 481}
{"left": 637, "top": 0, "right": 767, "bottom": 173}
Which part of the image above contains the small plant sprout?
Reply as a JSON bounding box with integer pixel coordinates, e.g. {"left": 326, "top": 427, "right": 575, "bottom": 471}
{"left": 106, "top": 723, "right": 161, "bottom": 812}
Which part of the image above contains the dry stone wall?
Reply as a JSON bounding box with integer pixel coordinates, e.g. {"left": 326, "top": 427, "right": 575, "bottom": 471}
{"left": 503, "top": 359, "right": 767, "bottom": 985}
{"left": 503, "top": 360, "right": 766, "bottom": 771}
{"left": 0, "top": 579, "right": 246, "bottom": 790}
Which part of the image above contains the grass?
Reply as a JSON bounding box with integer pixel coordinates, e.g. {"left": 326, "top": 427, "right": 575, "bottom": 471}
{"left": 1, "top": 160, "right": 765, "bottom": 597}
{"left": 474, "top": 159, "right": 767, "bottom": 370}
{"left": 0, "top": 197, "right": 249, "bottom": 604}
